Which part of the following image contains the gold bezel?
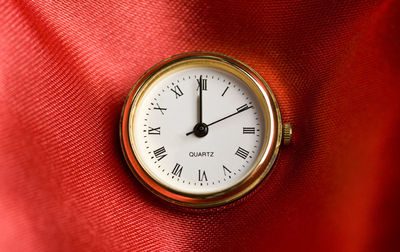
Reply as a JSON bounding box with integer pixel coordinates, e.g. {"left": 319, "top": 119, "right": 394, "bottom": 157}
{"left": 120, "top": 52, "right": 282, "bottom": 208}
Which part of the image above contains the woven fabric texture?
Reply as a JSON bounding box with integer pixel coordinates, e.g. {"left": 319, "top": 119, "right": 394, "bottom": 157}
{"left": 1, "top": 0, "right": 399, "bottom": 251}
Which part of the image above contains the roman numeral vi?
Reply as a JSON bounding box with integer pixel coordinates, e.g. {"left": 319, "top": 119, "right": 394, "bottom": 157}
{"left": 198, "top": 170, "right": 208, "bottom": 181}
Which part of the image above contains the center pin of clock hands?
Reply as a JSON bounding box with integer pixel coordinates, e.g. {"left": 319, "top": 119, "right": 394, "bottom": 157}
{"left": 186, "top": 104, "right": 254, "bottom": 136}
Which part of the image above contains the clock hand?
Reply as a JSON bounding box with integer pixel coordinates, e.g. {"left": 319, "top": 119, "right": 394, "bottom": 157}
{"left": 186, "top": 105, "right": 253, "bottom": 136}
{"left": 198, "top": 75, "right": 203, "bottom": 123}
{"left": 207, "top": 105, "right": 253, "bottom": 127}
{"left": 190, "top": 75, "right": 209, "bottom": 138}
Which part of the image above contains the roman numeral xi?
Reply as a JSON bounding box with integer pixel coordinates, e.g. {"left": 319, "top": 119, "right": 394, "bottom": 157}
{"left": 171, "top": 85, "right": 184, "bottom": 99}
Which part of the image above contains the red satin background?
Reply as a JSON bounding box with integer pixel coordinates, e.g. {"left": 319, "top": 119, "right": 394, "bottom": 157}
{"left": 1, "top": 0, "right": 399, "bottom": 251}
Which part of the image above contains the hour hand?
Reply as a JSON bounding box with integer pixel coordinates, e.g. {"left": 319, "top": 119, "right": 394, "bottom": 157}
{"left": 187, "top": 76, "right": 208, "bottom": 138}
{"left": 197, "top": 75, "right": 203, "bottom": 123}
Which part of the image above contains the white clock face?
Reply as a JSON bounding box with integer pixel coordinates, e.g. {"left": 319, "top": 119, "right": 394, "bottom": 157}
{"left": 129, "top": 66, "right": 267, "bottom": 195}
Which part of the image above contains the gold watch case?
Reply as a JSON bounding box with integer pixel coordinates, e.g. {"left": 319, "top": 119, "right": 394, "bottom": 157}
{"left": 120, "top": 51, "right": 291, "bottom": 208}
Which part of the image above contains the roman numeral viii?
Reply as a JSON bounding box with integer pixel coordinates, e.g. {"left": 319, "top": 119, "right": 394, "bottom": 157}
{"left": 171, "top": 85, "right": 184, "bottom": 99}
{"left": 153, "top": 146, "right": 167, "bottom": 161}
{"left": 235, "top": 147, "right": 249, "bottom": 159}
{"left": 172, "top": 163, "right": 183, "bottom": 177}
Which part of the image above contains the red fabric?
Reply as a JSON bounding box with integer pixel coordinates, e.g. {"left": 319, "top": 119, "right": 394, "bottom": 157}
{"left": 1, "top": 0, "right": 399, "bottom": 251}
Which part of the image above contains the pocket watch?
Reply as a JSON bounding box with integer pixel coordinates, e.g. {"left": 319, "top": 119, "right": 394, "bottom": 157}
{"left": 120, "top": 52, "right": 292, "bottom": 208}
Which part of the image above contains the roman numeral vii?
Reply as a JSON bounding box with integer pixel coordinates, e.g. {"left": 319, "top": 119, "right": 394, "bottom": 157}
{"left": 172, "top": 163, "right": 183, "bottom": 177}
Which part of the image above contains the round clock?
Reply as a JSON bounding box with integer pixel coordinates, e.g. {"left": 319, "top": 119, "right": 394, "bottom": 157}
{"left": 120, "top": 52, "right": 292, "bottom": 208}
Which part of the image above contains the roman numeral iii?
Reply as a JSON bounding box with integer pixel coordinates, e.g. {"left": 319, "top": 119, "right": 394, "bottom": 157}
{"left": 235, "top": 147, "right": 249, "bottom": 159}
{"left": 172, "top": 163, "right": 183, "bottom": 177}
{"left": 243, "top": 127, "right": 255, "bottom": 134}
{"left": 153, "top": 146, "right": 167, "bottom": 161}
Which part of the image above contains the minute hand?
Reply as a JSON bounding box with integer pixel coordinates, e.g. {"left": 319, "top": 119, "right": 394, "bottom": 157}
{"left": 186, "top": 106, "right": 253, "bottom": 136}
